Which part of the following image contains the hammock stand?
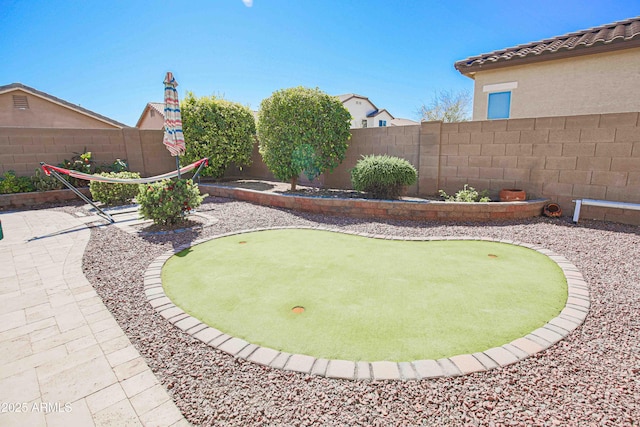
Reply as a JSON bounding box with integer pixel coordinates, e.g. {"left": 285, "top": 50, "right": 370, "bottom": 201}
{"left": 40, "top": 158, "right": 209, "bottom": 224}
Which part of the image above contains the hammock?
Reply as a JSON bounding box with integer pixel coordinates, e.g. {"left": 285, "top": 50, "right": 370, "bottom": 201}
{"left": 40, "top": 158, "right": 209, "bottom": 223}
{"left": 41, "top": 158, "right": 208, "bottom": 184}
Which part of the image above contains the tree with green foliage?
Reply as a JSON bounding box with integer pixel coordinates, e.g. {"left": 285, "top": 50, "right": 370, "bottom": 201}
{"left": 257, "top": 86, "right": 352, "bottom": 190}
{"left": 181, "top": 92, "right": 256, "bottom": 178}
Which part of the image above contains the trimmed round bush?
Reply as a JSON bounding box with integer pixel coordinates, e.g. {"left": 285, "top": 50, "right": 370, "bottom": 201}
{"left": 89, "top": 172, "right": 141, "bottom": 206}
{"left": 351, "top": 155, "right": 417, "bottom": 199}
{"left": 181, "top": 93, "right": 256, "bottom": 179}
{"left": 137, "top": 179, "right": 205, "bottom": 225}
{"left": 257, "top": 86, "right": 351, "bottom": 190}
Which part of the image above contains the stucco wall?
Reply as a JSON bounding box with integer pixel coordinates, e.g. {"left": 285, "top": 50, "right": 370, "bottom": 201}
{"left": 471, "top": 47, "right": 640, "bottom": 121}
{"left": 343, "top": 97, "right": 377, "bottom": 128}
{"left": 369, "top": 110, "right": 394, "bottom": 127}
{"left": 0, "top": 90, "right": 121, "bottom": 129}
{"left": 137, "top": 109, "right": 165, "bottom": 129}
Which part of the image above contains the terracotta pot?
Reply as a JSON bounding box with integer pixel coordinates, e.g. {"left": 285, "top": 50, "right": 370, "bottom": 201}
{"left": 543, "top": 203, "right": 562, "bottom": 217}
{"left": 499, "top": 189, "right": 526, "bottom": 202}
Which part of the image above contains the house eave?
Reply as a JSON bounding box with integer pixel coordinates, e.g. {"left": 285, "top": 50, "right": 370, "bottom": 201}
{"left": 455, "top": 39, "right": 640, "bottom": 76}
{"left": 0, "top": 83, "right": 128, "bottom": 128}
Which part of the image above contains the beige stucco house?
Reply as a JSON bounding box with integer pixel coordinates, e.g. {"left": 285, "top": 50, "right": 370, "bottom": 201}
{"left": 337, "top": 94, "right": 395, "bottom": 128}
{"left": 137, "top": 94, "right": 417, "bottom": 130}
{"left": 136, "top": 102, "right": 165, "bottom": 129}
{"left": 0, "top": 83, "right": 127, "bottom": 128}
{"left": 455, "top": 17, "right": 640, "bottom": 121}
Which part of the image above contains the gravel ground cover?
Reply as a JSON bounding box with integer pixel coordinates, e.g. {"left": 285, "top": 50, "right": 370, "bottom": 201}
{"left": 77, "top": 196, "right": 640, "bottom": 426}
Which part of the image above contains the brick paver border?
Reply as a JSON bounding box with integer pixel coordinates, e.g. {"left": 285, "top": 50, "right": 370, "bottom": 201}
{"left": 200, "top": 184, "right": 549, "bottom": 222}
{"left": 144, "top": 227, "right": 589, "bottom": 381}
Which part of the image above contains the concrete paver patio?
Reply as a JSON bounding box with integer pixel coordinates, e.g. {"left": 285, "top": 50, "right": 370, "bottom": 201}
{"left": 0, "top": 210, "right": 188, "bottom": 427}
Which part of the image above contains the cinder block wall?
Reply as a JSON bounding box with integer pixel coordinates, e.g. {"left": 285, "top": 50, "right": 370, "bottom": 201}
{"left": 432, "top": 113, "right": 639, "bottom": 223}
{"left": 238, "top": 112, "right": 639, "bottom": 223}
{"left": 2, "top": 112, "right": 638, "bottom": 223}
{"left": 323, "top": 125, "right": 421, "bottom": 195}
{"left": 0, "top": 128, "right": 172, "bottom": 177}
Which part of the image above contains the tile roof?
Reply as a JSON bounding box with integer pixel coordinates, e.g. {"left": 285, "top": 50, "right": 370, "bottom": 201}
{"left": 135, "top": 102, "right": 165, "bottom": 128}
{"left": 0, "top": 82, "right": 129, "bottom": 128}
{"left": 455, "top": 16, "right": 640, "bottom": 74}
{"left": 148, "top": 102, "right": 165, "bottom": 116}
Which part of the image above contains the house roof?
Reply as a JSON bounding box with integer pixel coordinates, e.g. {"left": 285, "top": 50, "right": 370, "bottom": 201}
{"left": 390, "top": 118, "right": 418, "bottom": 126}
{"left": 365, "top": 108, "right": 395, "bottom": 120}
{"left": 336, "top": 93, "right": 379, "bottom": 110}
{"left": 337, "top": 93, "right": 367, "bottom": 102}
{"left": 455, "top": 16, "right": 640, "bottom": 75}
{"left": 135, "top": 102, "right": 165, "bottom": 127}
{"left": 148, "top": 102, "right": 165, "bottom": 116}
{"left": 0, "top": 82, "right": 129, "bottom": 128}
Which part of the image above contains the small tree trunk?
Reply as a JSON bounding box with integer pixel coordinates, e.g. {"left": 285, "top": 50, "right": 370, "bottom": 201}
{"left": 290, "top": 176, "right": 297, "bottom": 191}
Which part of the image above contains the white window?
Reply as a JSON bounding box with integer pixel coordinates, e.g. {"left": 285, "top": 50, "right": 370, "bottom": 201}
{"left": 378, "top": 120, "right": 387, "bottom": 127}
{"left": 361, "top": 120, "right": 368, "bottom": 128}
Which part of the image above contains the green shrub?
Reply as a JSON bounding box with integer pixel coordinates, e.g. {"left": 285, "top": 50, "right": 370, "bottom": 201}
{"left": 89, "top": 172, "right": 141, "bottom": 206}
{"left": 439, "top": 184, "right": 490, "bottom": 202}
{"left": 350, "top": 155, "right": 417, "bottom": 199}
{"left": 31, "top": 168, "right": 65, "bottom": 191}
{"left": 181, "top": 93, "right": 255, "bottom": 179}
{"left": 137, "top": 179, "right": 205, "bottom": 225}
{"left": 59, "top": 150, "right": 94, "bottom": 187}
{"left": 95, "top": 159, "right": 129, "bottom": 174}
{"left": 0, "top": 171, "right": 35, "bottom": 194}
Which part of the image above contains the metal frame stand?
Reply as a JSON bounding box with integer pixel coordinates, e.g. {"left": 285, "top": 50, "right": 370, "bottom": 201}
{"left": 41, "top": 162, "right": 114, "bottom": 223}
{"left": 39, "top": 158, "right": 207, "bottom": 225}
{"left": 190, "top": 159, "right": 207, "bottom": 181}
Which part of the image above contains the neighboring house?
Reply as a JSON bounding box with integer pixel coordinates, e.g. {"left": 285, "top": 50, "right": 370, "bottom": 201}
{"left": 337, "top": 94, "right": 395, "bottom": 128}
{"left": 136, "top": 102, "right": 166, "bottom": 129}
{"left": 454, "top": 17, "right": 640, "bottom": 121}
{"left": 0, "top": 83, "right": 127, "bottom": 128}
{"left": 390, "top": 118, "right": 419, "bottom": 127}
{"left": 137, "top": 95, "right": 418, "bottom": 130}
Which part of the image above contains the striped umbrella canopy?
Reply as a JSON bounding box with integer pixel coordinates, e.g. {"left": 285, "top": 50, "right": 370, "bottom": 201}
{"left": 163, "top": 72, "right": 186, "bottom": 157}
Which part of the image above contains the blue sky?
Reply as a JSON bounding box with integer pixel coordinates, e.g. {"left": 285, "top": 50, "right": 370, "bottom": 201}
{"left": 2, "top": 0, "right": 638, "bottom": 126}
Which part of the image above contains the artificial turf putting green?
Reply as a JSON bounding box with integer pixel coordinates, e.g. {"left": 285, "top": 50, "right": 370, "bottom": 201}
{"left": 162, "top": 229, "right": 567, "bottom": 362}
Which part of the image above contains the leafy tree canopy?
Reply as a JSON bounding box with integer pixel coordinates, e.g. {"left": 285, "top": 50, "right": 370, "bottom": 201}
{"left": 257, "top": 86, "right": 352, "bottom": 190}
{"left": 181, "top": 92, "right": 256, "bottom": 178}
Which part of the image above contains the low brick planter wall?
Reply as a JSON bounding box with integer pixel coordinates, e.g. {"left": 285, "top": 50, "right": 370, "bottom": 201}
{"left": 0, "top": 188, "right": 91, "bottom": 209}
{"left": 201, "top": 184, "right": 548, "bottom": 222}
